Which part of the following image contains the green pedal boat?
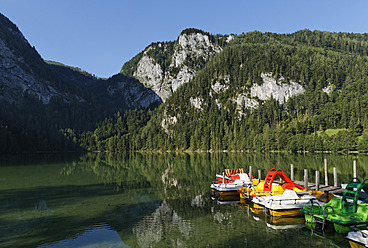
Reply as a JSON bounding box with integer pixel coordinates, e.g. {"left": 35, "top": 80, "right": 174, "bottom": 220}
{"left": 300, "top": 178, "right": 368, "bottom": 234}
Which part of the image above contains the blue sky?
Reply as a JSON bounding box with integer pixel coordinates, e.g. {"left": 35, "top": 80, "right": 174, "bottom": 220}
{"left": 2, "top": 0, "right": 368, "bottom": 78}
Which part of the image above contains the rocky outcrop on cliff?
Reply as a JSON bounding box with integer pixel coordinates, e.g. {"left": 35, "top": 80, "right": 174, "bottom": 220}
{"left": 0, "top": 13, "right": 84, "bottom": 104}
{"left": 230, "top": 73, "right": 305, "bottom": 116}
{"left": 164, "top": 72, "right": 305, "bottom": 132}
{"left": 250, "top": 73, "right": 305, "bottom": 103}
{"left": 104, "top": 74, "right": 162, "bottom": 109}
{"left": 125, "top": 29, "right": 226, "bottom": 102}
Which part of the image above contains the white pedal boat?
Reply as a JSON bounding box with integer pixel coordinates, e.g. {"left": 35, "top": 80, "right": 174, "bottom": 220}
{"left": 346, "top": 229, "right": 368, "bottom": 248}
{"left": 211, "top": 173, "right": 253, "bottom": 196}
{"left": 252, "top": 189, "right": 319, "bottom": 217}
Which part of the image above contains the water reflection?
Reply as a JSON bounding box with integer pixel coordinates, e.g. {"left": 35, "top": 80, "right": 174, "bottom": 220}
{"left": 133, "top": 200, "right": 192, "bottom": 247}
{"left": 39, "top": 224, "right": 129, "bottom": 248}
{"left": 1, "top": 152, "right": 367, "bottom": 247}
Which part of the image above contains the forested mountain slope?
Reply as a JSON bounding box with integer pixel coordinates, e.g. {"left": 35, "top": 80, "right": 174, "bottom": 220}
{"left": 82, "top": 30, "right": 368, "bottom": 153}
{"left": 0, "top": 13, "right": 160, "bottom": 153}
{"left": 2, "top": 9, "right": 368, "bottom": 154}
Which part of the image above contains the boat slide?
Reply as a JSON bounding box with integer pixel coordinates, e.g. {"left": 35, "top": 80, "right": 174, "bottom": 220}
{"left": 239, "top": 168, "right": 304, "bottom": 199}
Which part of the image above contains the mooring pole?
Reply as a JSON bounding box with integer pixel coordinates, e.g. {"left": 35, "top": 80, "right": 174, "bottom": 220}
{"left": 304, "top": 169, "right": 309, "bottom": 191}
{"left": 315, "top": 170, "right": 320, "bottom": 191}
{"left": 258, "top": 170, "right": 261, "bottom": 184}
{"left": 291, "top": 164, "right": 294, "bottom": 181}
{"left": 324, "top": 190, "right": 329, "bottom": 203}
{"left": 324, "top": 158, "right": 328, "bottom": 186}
{"left": 333, "top": 167, "right": 338, "bottom": 187}
{"left": 353, "top": 160, "right": 357, "bottom": 181}
{"left": 223, "top": 172, "right": 225, "bottom": 184}
{"left": 249, "top": 166, "right": 252, "bottom": 180}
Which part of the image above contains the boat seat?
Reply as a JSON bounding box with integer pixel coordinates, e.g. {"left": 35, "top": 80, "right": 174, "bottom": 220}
{"left": 327, "top": 197, "right": 342, "bottom": 210}
{"left": 356, "top": 204, "right": 368, "bottom": 220}
{"left": 224, "top": 168, "right": 245, "bottom": 177}
{"left": 238, "top": 173, "right": 251, "bottom": 182}
{"left": 275, "top": 189, "right": 299, "bottom": 200}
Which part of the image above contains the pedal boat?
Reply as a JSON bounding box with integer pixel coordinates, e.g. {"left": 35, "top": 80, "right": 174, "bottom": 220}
{"left": 300, "top": 178, "right": 368, "bottom": 234}
{"left": 211, "top": 173, "right": 254, "bottom": 196}
{"left": 346, "top": 228, "right": 368, "bottom": 248}
{"left": 239, "top": 168, "right": 305, "bottom": 201}
{"left": 215, "top": 168, "right": 246, "bottom": 184}
{"left": 252, "top": 189, "right": 319, "bottom": 217}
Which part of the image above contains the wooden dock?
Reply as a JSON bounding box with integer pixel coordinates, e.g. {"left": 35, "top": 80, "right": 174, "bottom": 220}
{"left": 250, "top": 159, "right": 367, "bottom": 200}
{"left": 294, "top": 180, "right": 368, "bottom": 200}
{"left": 294, "top": 181, "right": 344, "bottom": 194}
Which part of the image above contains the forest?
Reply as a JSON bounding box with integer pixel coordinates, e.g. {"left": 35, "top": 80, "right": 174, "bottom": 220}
{"left": 2, "top": 29, "right": 368, "bottom": 154}
{"left": 78, "top": 30, "right": 368, "bottom": 154}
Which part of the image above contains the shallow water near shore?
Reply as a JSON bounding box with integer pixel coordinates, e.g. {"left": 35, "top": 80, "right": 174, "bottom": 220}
{"left": 0, "top": 152, "right": 367, "bottom": 247}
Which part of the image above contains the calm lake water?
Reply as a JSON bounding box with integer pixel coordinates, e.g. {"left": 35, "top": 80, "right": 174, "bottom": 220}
{"left": 1, "top": 152, "right": 367, "bottom": 248}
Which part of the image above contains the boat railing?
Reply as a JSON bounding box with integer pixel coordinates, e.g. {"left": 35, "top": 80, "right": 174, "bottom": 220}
{"left": 267, "top": 197, "right": 318, "bottom": 206}
{"left": 319, "top": 205, "right": 335, "bottom": 230}
{"left": 308, "top": 201, "right": 322, "bottom": 215}
{"left": 252, "top": 190, "right": 285, "bottom": 197}
{"left": 309, "top": 201, "right": 322, "bottom": 232}
{"left": 239, "top": 185, "right": 256, "bottom": 198}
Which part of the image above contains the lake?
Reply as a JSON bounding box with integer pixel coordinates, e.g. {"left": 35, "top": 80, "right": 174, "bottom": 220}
{"left": 0, "top": 152, "right": 367, "bottom": 247}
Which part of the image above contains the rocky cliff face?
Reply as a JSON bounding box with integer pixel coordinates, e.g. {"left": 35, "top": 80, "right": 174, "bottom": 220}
{"left": 0, "top": 13, "right": 161, "bottom": 110}
{"left": 163, "top": 72, "right": 305, "bottom": 133}
{"left": 104, "top": 74, "right": 162, "bottom": 109}
{"left": 188, "top": 72, "right": 304, "bottom": 113}
{"left": 250, "top": 73, "right": 305, "bottom": 103}
{"left": 0, "top": 40, "right": 85, "bottom": 104}
{"left": 129, "top": 30, "right": 224, "bottom": 102}
{"left": 232, "top": 73, "right": 305, "bottom": 116}
{"left": 0, "top": 14, "right": 84, "bottom": 104}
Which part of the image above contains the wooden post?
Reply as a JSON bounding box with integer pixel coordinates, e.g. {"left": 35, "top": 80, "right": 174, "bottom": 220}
{"left": 324, "top": 191, "right": 329, "bottom": 203}
{"left": 258, "top": 170, "right": 261, "bottom": 184}
{"left": 223, "top": 172, "right": 225, "bottom": 184}
{"left": 324, "top": 158, "right": 328, "bottom": 186}
{"left": 304, "top": 169, "right": 309, "bottom": 191}
{"left": 249, "top": 166, "right": 252, "bottom": 180}
{"left": 333, "top": 167, "right": 338, "bottom": 187}
{"left": 315, "top": 170, "right": 320, "bottom": 191}
{"left": 291, "top": 164, "right": 294, "bottom": 181}
{"left": 353, "top": 160, "right": 357, "bottom": 181}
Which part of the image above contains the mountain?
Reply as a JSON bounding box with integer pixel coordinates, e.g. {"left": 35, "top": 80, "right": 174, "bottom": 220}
{"left": 82, "top": 30, "right": 368, "bottom": 153}
{"left": 120, "top": 28, "right": 232, "bottom": 101}
{"left": 46, "top": 61, "right": 161, "bottom": 109}
{"left": 2, "top": 10, "right": 368, "bottom": 154}
{"left": 0, "top": 14, "right": 85, "bottom": 105}
{"left": 0, "top": 13, "right": 160, "bottom": 153}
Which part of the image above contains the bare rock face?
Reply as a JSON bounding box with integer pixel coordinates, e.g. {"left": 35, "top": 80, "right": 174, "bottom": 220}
{"left": 232, "top": 73, "right": 305, "bottom": 117}
{"left": 189, "top": 97, "right": 204, "bottom": 110}
{"left": 106, "top": 79, "right": 161, "bottom": 109}
{"left": 161, "top": 112, "right": 178, "bottom": 137}
{"left": 133, "top": 52, "right": 164, "bottom": 97}
{"left": 250, "top": 73, "right": 305, "bottom": 103}
{"left": 0, "top": 38, "right": 82, "bottom": 104}
{"left": 171, "top": 32, "right": 222, "bottom": 67}
{"left": 132, "top": 32, "right": 222, "bottom": 102}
